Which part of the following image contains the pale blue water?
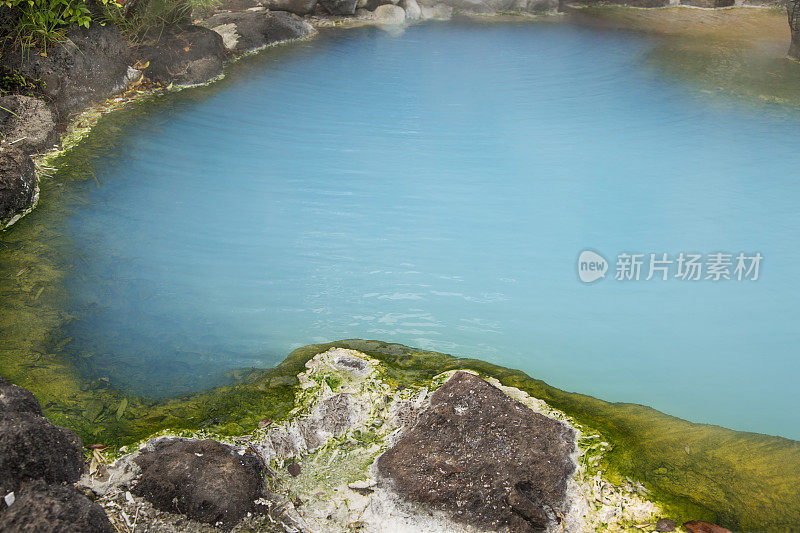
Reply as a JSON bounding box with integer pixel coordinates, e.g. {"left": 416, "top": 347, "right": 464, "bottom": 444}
{"left": 63, "top": 21, "right": 800, "bottom": 439}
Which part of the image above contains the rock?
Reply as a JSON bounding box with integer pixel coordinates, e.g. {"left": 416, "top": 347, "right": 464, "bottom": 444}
{"left": 790, "top": 5, "right": 800, "bottom": 61}
{"left": 319, "top": 0, "right": 360, "bottom": 15}
{"left": 263, "top": 0, "right": 319, "bottom": 15}
{"left": 372, "top": 3, "right": 407, "bottom": 23}
{"left": 0, "top": 96, "right": 58, "bottom": 154}
{"left": 1, "top": 23, "right": 131, "bottom": 117}
{"left": 358, "top": 0, "right": 399, "bottom": 9}
{"left": 0, "top": 480, "right": 114, "bottom": 533}
{"left": 123, "top": 0, "right": 193, "bottom": 25}
{"left": 377, "top": 371, "right": 576, "bottom": 533}
{"left": 680, "top": 0, "right": 733, "bottom": 6}
{"left": 0, "top": 412, "right": 84, "bottom": 495}
{"left": 655, "top": 518, "right": 677, "bottom": 531}
{"left": 135, "top": 24, "right": 228, "bottom": 86}
{"left": 203, "top": 10, "right": 314, "bottom": 54}
{"left": 419, "top": 3, "right": 453, "bottom": 19}
{"left": 563, "top": 0, "right": 667, "bottom": 5}
{"left": 401, "top": 0, "right": 422, "bottom": 19}
{"left": 683, "top": 521, "right": 733, "bottom": 533}
{"left": 0, "top": 377, "right": 43, "bottom": 417}
{"left": 0, "top": 147, "right": 38, "bottom": 228}
{"left": 132, "top": 438, "right": 263, "bottom": 528}
{"left": 427, "top": 0, "right": 557, "bottom": 13}
{"left": 287, "top": 462, "right": 301, "bottom": 476}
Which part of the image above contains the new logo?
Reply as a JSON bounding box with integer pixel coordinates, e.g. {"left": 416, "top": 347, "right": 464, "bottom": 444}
{"left": 578, "top": 250, "right": 608, "bottom": 283}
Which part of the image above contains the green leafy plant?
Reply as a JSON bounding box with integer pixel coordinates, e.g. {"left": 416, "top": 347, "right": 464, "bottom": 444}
{"left": 0, "top": 69, "right": 45, "bottom": 96}
{"left": 2, "top": 0, "right": 118, "bottom": 52}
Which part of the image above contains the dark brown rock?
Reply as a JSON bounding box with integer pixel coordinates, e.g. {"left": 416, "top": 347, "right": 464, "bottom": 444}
{"left": 683, "top": 521, "right": 733, "bottom": 533}
{"left": 287, "top": 462, "right": 301, "bottom": 477}
{"left": 0, "top": 412, "right": 84, "bottom": 495}
{"left": 132, "top": 439, "right": 263, "bottom": 528}
{"left": 0, "top": 480, "right": 113, "bottom": 533}
{"left": 1, "top": 23, "right": 131, "bottom": 117}
{"left": 378, "top": 371, "right": 576, "bottom": 533}
{"left": 0, "top": 377, "right": 43, "bottom": 417}
{"left": 202, "top": 10, "right": 314, "bottom": 54}
{"left": 0, "top": 146, "right": 38, "bottom": 228}
{"left": 135, "top": 24, "right": 229, "bottom": 86}
{"left": 0, "top": 95, "right": 58, "bottom": 154}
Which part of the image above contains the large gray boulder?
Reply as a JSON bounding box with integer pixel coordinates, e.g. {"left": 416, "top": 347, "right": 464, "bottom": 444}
{"left": 0, "top": 147, "right": 38, "bottom": 228}
{"left": 135, "top": 24, "right": 229, "bottom": 86}
{"left": 378, "top": 371, "right": 576, "bottom": 533}
{"left": 0, "top": 96, "right": 58, "bottom": 154}
{"left": 203, "top": 10, "right": 314, "bottom": 54}
{"left": 263, "top": 0, "right": 319, "bottom": 15}
{"left": 132, "top": 438, "right": 264, "bottom": 528}
{"left": 1, "top": 23, "right": 131, "bottom": 117}
{"left": 0, "top": 480, "right": 114, "bottom": 533}
{"left": 401, "top": 0, "right": 422, "bottom": 19}
{"left": 0, "top": 412, "right": 84, "bottom": 495}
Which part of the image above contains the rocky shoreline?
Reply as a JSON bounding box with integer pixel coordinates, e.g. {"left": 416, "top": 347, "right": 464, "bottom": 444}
{"left": 2, "top": 347, "right": 736, "bottom": 532}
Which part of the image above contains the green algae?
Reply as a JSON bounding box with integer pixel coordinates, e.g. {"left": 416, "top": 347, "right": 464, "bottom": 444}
{"left": 275, "top": 340, "right": 800, "bottom": 531}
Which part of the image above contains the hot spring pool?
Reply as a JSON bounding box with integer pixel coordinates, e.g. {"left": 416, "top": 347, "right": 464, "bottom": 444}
{"left": 22, "top": 21, "right": 800, "bottom": 438}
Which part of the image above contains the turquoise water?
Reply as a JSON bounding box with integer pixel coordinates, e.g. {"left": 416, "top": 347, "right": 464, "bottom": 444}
{"left": 60, "top": 22, "right": 800, "bottom": 438}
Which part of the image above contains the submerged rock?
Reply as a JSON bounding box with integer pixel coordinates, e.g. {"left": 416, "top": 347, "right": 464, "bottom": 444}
{"left": 136, "top": 25, "right": 229, "bottom": 86}
{"left": 0, "top": 147, "right": 38, "bottom": 229}
{"left": 1, "top": 23, "right": 131, "bottom": 117}
{"left": 0, "top": 96, "right": 58, "bottom": 154}
{"left": 132, "top": 438, "right": 264, "bottom": 527}
{"left": 0, "top": 480, "right": 114, "bottom": 533}
{"left": 655, "top": 517, "right": 677, "bottom": 531}
{"left": 0, "top": 412, "right": 84, "bottom": 495}
{"left": 378, "top": 371, "right": 576, "bottom": 532}
{"left": 203, "top": 10, "right": 315, "bottom": 54}
{"left": 683, "top": 521, "right": 733, "bottom": 533}
{"left": 419, "top": 3, "right": 453, "bottom": 19}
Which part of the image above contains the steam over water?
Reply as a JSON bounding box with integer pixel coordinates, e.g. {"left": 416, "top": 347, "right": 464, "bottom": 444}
{"left": 61, "top": 22, "right": 800, "bottom": 438}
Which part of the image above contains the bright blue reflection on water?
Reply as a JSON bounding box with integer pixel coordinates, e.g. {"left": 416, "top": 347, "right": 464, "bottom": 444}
{"left": 64, "top": 21, "right": 800, "bottom": 438}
